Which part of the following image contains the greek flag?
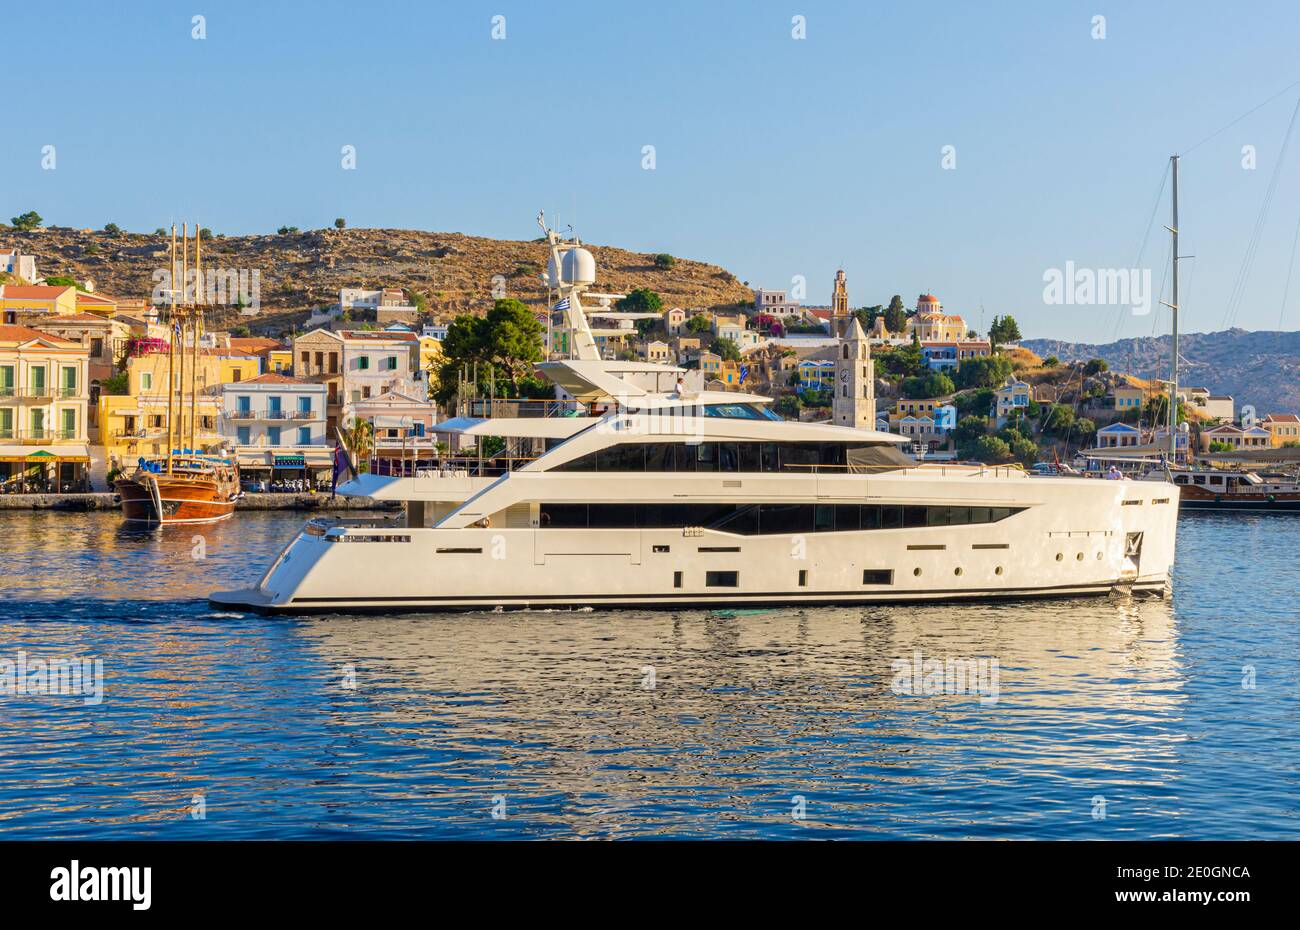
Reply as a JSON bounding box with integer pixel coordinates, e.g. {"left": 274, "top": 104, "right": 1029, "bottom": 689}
{"left": 553, "top": 297, "right": 571, "bottom": 312}
{"left": 739, "top": 365, "right": 749, "bottom": 383}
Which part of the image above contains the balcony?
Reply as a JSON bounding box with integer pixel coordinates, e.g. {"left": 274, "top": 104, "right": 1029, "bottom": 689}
{"left": 228, "top": 408, "right": 320, "bottom": 421}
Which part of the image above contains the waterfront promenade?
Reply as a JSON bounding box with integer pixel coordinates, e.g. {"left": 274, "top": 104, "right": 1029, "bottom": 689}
{"left": 0, "top": 492, "right": 389, "bottom": 512}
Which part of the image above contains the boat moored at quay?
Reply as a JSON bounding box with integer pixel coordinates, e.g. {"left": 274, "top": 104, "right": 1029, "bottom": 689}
{"left": 210, "top": 216, "right": 1178, "bottom": 614}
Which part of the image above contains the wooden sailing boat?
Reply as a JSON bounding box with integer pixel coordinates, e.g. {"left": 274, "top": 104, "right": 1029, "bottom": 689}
{"left": 115, "top": 223, "right": 241, "bottom": 525}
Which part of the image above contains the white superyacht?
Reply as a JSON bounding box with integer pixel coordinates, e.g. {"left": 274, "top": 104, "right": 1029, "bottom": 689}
{"left": 211, "top": 219, "right": 1178, "bottom": 614}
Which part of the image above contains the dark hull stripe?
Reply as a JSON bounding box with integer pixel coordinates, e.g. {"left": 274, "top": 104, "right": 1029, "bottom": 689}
{"left": 213, "top": 580, "right": 1168, "bottom": 615}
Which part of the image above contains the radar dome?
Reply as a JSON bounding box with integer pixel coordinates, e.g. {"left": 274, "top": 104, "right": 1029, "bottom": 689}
{"left": 547, "top": 247, "right": 597, "bottom": 287}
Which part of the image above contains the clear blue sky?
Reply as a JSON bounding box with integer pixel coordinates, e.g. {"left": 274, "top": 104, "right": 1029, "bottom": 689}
{"left": 6, "top": 0, "right": 1300, "bottom": 342}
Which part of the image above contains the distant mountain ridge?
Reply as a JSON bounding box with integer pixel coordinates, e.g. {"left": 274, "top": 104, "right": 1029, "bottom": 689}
{"left": 1022, "top": 328, "right": 1300, "bottom": 415}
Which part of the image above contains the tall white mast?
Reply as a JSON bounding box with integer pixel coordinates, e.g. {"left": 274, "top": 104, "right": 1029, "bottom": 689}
{"left": 537, "top": 212, "right": 600, "bottom": 361}
{"left": 1167, "top": 155, "right": 1180, "bottom": 461}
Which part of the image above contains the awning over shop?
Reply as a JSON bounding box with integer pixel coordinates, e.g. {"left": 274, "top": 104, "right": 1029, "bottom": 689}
{"left": 0, "top": 444, "right": 91, "bottom": 463}
{"left": 233, "top": 447, "right": 334, "bottom": 470}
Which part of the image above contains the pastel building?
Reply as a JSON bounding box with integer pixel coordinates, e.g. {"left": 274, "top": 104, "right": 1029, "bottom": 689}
{"left": 0, "top": 325, "right": 92, "bottom": 490}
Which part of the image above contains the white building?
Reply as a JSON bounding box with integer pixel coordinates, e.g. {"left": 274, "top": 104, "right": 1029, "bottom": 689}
{"left": 339, "top": 288, "right": 382, "bottom": 311}
{"left": 339, "top": 329, "right": 423, "bottom": 423}
{"left": 220, "top": 373, "right": 329, "bottom": 448}
{"left": 0, "top": 248, "right": 38, "bottom": 283}
{"left": 753, "top": 289, "right": 803, "bottom": 317}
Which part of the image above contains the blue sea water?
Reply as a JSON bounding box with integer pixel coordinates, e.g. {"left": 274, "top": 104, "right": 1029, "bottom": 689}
{"left": 0, "top": 509, "right": 1296, "bottom": 839}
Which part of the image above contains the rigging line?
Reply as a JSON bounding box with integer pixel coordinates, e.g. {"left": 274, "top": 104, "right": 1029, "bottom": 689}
{"left": 1183, "top": 76, "right": 1300, "bottom": 155}
{"left": 1278, "top": 203, "right": 1300, "bottom": 330}
{"left": 1222, "top": 94, "right": 1300, "bottom": 329}
{"left": 1112, "top": 161, "right": 1171, "bottom": 342}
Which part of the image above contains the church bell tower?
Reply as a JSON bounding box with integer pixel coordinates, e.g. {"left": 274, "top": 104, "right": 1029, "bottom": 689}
{"left": 834, "top": 316, "right": 875, "bottom": 430}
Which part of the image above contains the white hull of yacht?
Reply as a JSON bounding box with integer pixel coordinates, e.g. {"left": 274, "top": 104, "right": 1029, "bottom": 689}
{"left": 211, "top": 474, "right": 1178, "bottom": 614}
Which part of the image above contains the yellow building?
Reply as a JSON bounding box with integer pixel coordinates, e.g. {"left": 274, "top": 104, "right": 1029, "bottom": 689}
{"left": 267, "top": 348, "right": 293, "bottom": 374}
{"left": 889, "top": 397, "right": 947, "bottom": 425}
{"left": 209, "top": 346, "right": 262, "bottom": 384}
{"left": 1, "top": 284, "right": 79, "bottom": 323}
{"left": 418, "top": 335, "right": 443, "bottom": 377}
{"left": 1261, "top": 413, "right": 1300, "bottom": 447}
{"left": 74, "top": 292, "right": 118, "bottom": 317}
{"left": 906, "top": 294, "right": 968, "bottom": 343}
{"left": 98, "top": 349, "right": 223, "bottom": 470}
{"left": 0, "top": 324, "right": 92, "bottom": 490}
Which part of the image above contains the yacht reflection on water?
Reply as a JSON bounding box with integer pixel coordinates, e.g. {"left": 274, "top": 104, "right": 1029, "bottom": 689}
{"left": 287, "top": 596, "right": 1184, "bottom": 834}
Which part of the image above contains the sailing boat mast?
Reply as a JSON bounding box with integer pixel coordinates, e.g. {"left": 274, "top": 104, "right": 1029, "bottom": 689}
{"left": 191, "top": 222, "right": 202, "bottom": 455}
{"left": 1167, "top": 154, "right": 1180, "bottom": 461}
{"left": 166, "top": 224, "right": 178, "bottom": 476}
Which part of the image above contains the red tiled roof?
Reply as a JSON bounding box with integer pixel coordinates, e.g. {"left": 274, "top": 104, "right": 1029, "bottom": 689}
{"left": 0, "top": 324, "right": 79, "bottom": 346}
{"left": 75, "top": 292, "right": 116, "bottom": 304}
{"left": 242, "top": 372, "right": 309, "bottom": 385}
{"left": 1263, "top": 413, "right": 1300, "bottom": 422}
{"left": 2, "top": 285, "right": 75, "bottom": 298}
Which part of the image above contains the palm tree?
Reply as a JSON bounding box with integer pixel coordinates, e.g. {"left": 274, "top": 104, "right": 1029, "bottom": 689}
{"left": 342, "top": 418, "right": 374, "bottom": 473}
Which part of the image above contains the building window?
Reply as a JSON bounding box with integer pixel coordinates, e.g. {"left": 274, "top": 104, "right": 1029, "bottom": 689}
{"left": 298, "top": 426, "right": 311, "bottom": 445}
{"left": 358, "top": 356, "right": 370, "bottom": 370}
{"left": 141, "top": 372, "right": 153, "bottom": 392}
{"left": 705, "top": 571, "right": 738, "bottom": 587}
{"left": 267, "top": 426, "right": 281, "bottom": 446}
{"left": 61, "top": 408, "right": 75, "bottom": 438}
{"left": 237, "top": 426, "right": 250, "bottom": 444}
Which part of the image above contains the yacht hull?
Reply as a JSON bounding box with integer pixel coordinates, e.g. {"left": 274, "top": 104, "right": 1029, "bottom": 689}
{"left": 210, "top": 475, "right": 1178, "bottom": 615}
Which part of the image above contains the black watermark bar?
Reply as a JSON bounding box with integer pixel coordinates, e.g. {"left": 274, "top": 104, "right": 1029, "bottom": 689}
{"left": 0, "top": 841, "right": 1286, "bottom": 916}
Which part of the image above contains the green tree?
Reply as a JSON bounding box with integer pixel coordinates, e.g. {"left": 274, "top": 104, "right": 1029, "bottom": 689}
{"left": 954, "top": 415, "right": 989, "bottom": 447}
{"left": 1209, "top": 440, "right": 1234, "bottom": 453}
{"left": 774, "top": 395, "right": 803, "bottom": 419}
{"left": 653, "top": 253, "right": 676, "bottom": 269}
{"left": 988, "top": 315, "right": 1022, "bottom": 345}
{"left": 104, "top": 222, "right": 122, "bottom": 235}
{"left": 1083, "top": 357, "right": 1109, "bottom": 376}
{"left": 952, "top": 387, "right": 995, "bottom": 417}
{"left": 900, "top": 371, "right": 955, "bottom": 399}
{"left": 1040, "top": 403, "right": 1076, "bottom": 438}
{"left": 883, "top": 297, "right": 908, "bottom": 334}
{"left": 432, "top": 299, "right": 544, "bottom": 404}
{"left": 853, "top": 306, "right": 883, "bottom": 331}
{"left": 710, "top": 337, "right": 741, "bottom": 362}
{"left": 1007, "top": 432, "right": 1038, "bottom": 467}
{"left": 334, "top": 217, "right": 346, "bottom": 229}
{"left": 277, "top": 225, "right": 299, "bottom": 235}
{"left": 972, "top": 435, "right": 1012, "bottom": 463}
{"left": 686, "top": 313, "right": 713, "bottom": 333}
{"left": 1043, "top": 355, "right": 1059, "bottom": 367}
{"left": 615, "top": 287, "right": 663, "bottom": 315}
{"left": 101, "top": 371, "right": 129, "bottom": 395}
{"left": 954, "top": 354, "right": 1013, "bottom": 389}
{"left": 10, "top": 211, "right": 42, "bottom": 230}
{"left": 44, "top": 275, "right": 77, "bottom": 288}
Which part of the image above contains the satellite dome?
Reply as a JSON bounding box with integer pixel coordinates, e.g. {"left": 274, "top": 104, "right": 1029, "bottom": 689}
{"left": 548, "top": 247, "right": 596, "bottom": 287}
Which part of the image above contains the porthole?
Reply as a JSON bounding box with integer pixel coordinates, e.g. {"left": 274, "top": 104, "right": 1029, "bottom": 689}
{"left": 994, "top": 566, "right": 1004, "bottom": 575}
{"left": 1055, "top": 553, "right": 1063, "bottom": 562}
{"left": 913, "top": 567, "right": 922, "bottom": 577}
{"left": 1076, "top": 552, "right": 1084, "bottom": 561}
{"left": 954, "top": 567, "right": 963, "bottom": 576}
{"left": 1096, "top": 551, "right": 1102, "bottom": 560}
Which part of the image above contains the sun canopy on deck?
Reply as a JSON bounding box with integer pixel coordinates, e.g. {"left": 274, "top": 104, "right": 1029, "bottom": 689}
{"left": 433, "top": 416, "right": 598, "bottom": 439}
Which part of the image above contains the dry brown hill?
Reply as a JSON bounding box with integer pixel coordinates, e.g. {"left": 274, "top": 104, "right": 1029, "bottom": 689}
{"left": 1, "top": 225, "right": 753, "bottom": 333}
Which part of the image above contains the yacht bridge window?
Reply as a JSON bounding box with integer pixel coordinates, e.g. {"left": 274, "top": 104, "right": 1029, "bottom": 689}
{"left": 537, "top": 502, "right": 1024, "bottom": 534}
{"left": 549, "top": 440, "right": 906, "bottom": 473}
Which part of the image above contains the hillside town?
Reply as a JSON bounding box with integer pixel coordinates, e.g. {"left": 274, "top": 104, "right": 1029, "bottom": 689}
{"left": 2, "top": 236, "right": 1298, "bottom": 496}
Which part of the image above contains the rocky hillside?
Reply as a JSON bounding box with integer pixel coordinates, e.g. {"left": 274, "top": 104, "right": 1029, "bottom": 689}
{"left": 1, "top": 225, "right": 753, "bottom": 332}
{"left": 1022, "top": 328, "right": 1300, "bottom": 415}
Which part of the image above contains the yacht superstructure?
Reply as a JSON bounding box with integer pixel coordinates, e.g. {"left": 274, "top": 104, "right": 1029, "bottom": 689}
{"left": 211, "top": 218, "right": 1178, "bottom": 613}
